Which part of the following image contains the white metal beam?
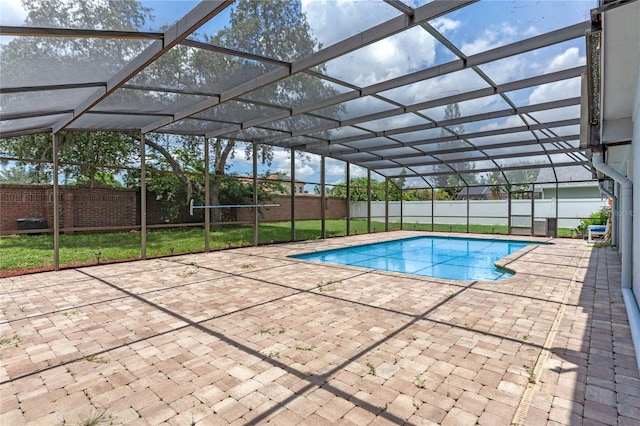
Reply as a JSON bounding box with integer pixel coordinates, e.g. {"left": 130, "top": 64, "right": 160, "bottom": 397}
{"left": 141, "top": 0, "right": 476, "bottom": 134}
{"left": 51, "top": 0, "right": 233, "bottom": 134}
{"left": 261, "top": 68, "right": 584, "bottom": 147}
{"left": 202, "top": 22, "right": 588, "bottom": 142}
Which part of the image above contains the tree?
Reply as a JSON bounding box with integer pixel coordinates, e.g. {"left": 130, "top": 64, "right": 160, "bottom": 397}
{"left": 184, "top": 0, "right": 340, "bottom": 218}
{"left": 433, "top": 103, "right": 476, "bottom": 198}
{"left": 2, "top": 0, "right": 340, "bottom": 222}
{"left": 0, "top": 0, "right": 150, "bottom": 87}
{"left": 0, "top": 165, "right": 39, "bottom": 184}
{"left": 0, "top": 131, "right": 138, "bottom": 187}
{"left": 503, "top": 166, "right": 540, "bottom": 197}
{"left": 402, "top": 188, "right": 434, "bottom": 201}
{"left": 328, "top": 177, "right": 387, "bottom": 201}
{"left": 389, "top": 169, "right": 406, "bottom": 201}
{"left": 0, "top": 0, "right": 151, "bottom": 187}
{"left": 482, "top": 170, "right": 508, "bottom": 200}
{"left": 481, "top": 164, "right": 540, "bottom": 199}
{"left": 0, "top": 133, "right": 53, "bottom": 183}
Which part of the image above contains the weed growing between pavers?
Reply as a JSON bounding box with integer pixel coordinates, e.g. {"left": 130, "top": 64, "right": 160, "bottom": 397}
{"left": 177, "top": 262, "right": 200, "bottom": 277}
{"left": 525, "top": 347, "right": 538, "bottom": 384}
{"left": 0, "top": 333, "right": 20, "bottom": 347}
{"left": 259, "top": 326, "right": 285, "bottom": 336}
{"left": 316, "top": 279, "right": 341, "bottom": 292}
{"left": 61, "top": 406, "right": 113, "bottom": 426}
{"left": 81, "top": 354, "right": 110, "bottom": 364}
{"left": 295, "top": 343, "right": 316, "bottom": 351}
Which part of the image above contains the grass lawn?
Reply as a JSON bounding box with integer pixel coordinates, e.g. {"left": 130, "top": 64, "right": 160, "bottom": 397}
{"left": 0, "top": 219, "right": 576, "bottom": 275}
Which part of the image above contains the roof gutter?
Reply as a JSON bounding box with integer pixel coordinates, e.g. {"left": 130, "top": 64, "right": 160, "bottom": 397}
{"left": 591, "top": 151, "right": 639, "bottom": 371}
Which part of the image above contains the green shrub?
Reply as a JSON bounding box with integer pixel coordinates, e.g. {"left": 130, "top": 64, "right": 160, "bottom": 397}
{"left": 575, "top": 207, "right": 610, "bottom": 237}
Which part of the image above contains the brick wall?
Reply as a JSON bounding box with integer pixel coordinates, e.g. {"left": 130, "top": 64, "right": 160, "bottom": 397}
{"left": 1, "top": 184, "right": 137, "bottom": 232}
{"left": 1, "top": 185, "right": 348, "bottom": 232}
{"left": 63, "top": 187, "right": 137, "bottom": 228}
{"left": 0, "top": 184, "right": 52, "bottom": 231}
{"left": 236, "top": 195, "right": 347, "bottom": 222}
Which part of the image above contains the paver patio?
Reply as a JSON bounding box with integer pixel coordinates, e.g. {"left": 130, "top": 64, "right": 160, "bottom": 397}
{"left": 1, "top": 231, "right": 638, "bottom": 425}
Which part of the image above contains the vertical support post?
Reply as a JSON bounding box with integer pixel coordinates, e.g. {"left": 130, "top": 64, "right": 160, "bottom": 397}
{"left": 290, "top": 147, "right": 296, "bottom": 242}
{"left": 367, "top": 169, "right": 371, "bottom": 234}
{"left": 385, "top": 179, "right": 389, "bottom": 232}
{"left": 508, "top": 191, "right": 512, "bottom": 235}
{"left": 554, "top": 182, "right": 559, "bottom": 238}
{"left": 400, "top": 195, "right": 404, "bottom": 230}
{"left": 253, "top": 142, "right": 259, "bottom": 246}
{"left": 140, "top": 132, "right": 147, "bottom": 260}
{"left": 610, "top": 183, "right": 616, "bottom": 245}
{"left": 204, "top": 137, "right": 210, "bottom": 252}
{"left": 52, "top": 132, "right": 60, "bottom": 271}
{"left": 530, "top": 184, "right": 535, "bottom": 236}
{"left": 466, "top": 188, "right": 470, "bottom": 233}
{"left": 346, "top": 162, "right": 351, "bottom": 236}
{"left": 321, "top": 155, "right": 326, "bottom": 239}
{"left": 431, "top": 192, "right": 435, "bottom": 231}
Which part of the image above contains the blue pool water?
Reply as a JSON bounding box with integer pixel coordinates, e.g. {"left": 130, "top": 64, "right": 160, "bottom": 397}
{"left": 291, "top": 236, "right": 535, "bottom": 281}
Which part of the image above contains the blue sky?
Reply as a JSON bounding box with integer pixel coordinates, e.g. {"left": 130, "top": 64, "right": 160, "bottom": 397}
{"left": 1, "top": 0, "right": 596, "bottom": 190}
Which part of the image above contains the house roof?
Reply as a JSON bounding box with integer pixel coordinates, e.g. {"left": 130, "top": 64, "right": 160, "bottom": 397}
{"left": 457, "top": 186, "right": 492, "bottom": 197}
{"left": 537, "top": 165, "right": 595, "bottom": 182}
{"left": 0, "top": 0, "right": 600, "bottom": 189}
{"left": 536, "top": 165, "right": 597, "bottom": 187}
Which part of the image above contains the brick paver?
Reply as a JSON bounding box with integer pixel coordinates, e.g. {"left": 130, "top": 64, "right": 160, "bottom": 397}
{"left": 0, "top": 231, "right": 637, "bottom": 424}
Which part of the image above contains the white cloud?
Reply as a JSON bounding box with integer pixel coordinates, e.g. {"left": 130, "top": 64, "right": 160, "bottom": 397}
{"left": 476, "top": 55, "right": 529, "bottom": 85}
{"left": 528, "top": 77, "right": 581, "bottom": 109}
{"left": 294, "top": 164, "right": 316, "bottom": 179}
{"left": 523, "top": 47, "right": 584, "bottom": 115}
{"left": 320, "top": 27, "right": 438, "bottom": 87}
{"left": 302, "top": 1, "right": 438, "bottom": 88}
{"left": 545, "top": 47, "right": 582, "bottom": 73}
{"left": 302, "top": 0, "right": 395, "bottom": 47}
{"left": 461, "top": 23, "right": 518, "bottom": 56}
{"left": 0, "top": 0, "right": 28, "bottom": 45}
{"left": 476, "top": 116, "right": 528, "bottom": 134}
{"left": 349, "top": 164, "right": 368, "bottom": 178}
{"left": 383, "top": 67, "right": 487, "bottom": 106}
{"left": 0, "top": 0, "right": 28, "bottom": 25}
{"left": 431, "top": 17, "right": 460, "bottom": 34}
{"left": 272, "top": 149, "right": 319, "bottom": 180}
{"left": 326, "top": 162, "right": 347, "bottom": 178}
{"left": 271, "top": 150, "right": 291, "bottom": 174}
{"left": 523, "top": 25, "right": 540, "bottom": 37}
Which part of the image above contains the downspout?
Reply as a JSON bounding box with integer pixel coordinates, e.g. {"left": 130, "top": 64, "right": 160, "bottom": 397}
{"left": 597, "top": 179, "right": 618, "bottom": 247}
{"left": 592, "top": 151, "right": 640, "bottom": 371}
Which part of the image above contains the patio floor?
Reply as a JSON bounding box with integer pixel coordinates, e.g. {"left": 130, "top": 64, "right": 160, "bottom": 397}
{"left": 1, "top": 231, "right": 638, "bottom": 425}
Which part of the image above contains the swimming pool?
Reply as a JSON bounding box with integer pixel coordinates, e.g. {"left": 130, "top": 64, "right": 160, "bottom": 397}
{"left": 291, "top": 236, "right": 535, "bottom": 281}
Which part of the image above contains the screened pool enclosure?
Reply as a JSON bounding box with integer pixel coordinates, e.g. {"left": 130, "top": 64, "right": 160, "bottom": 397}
{"left": 0, "top": 0, "right": 607, "bottom": 271}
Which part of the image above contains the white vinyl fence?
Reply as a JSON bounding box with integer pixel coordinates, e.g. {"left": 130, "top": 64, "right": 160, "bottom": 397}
{"left": 351, "top": 199, "right": 608, "bottom": 229}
